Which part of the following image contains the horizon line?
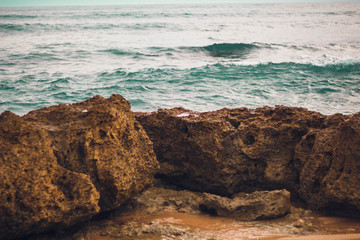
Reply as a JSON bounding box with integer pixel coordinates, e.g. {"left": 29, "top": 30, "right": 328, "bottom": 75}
{"left": 1, "top": 0, "right": 360, "bottom": 8}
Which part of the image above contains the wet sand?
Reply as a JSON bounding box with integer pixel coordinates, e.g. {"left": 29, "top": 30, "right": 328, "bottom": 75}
{"left": 275, "top": 234, "right": 360, "bottom": 240}
{"left": 87, "top": 209, "right": 360, "bottom": 240}
{"left": 29, "top": 186, "right": 360, "bottom": 240}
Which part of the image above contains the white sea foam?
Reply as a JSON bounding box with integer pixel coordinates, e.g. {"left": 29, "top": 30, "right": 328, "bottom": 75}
{"left": 177, "top": 113, "right": 191, "bottom": 117}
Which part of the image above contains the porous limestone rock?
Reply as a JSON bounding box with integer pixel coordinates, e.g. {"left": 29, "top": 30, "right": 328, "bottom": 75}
{"left": 0, "top": 111, "right": 100, "bottom": 240}
{"left": 136, "top": 107, "right": 360, "bottom": 218}
{"left": 200, "top": 189, "right": 291, "bottom": 220}
{"left": 0, "top": 95, "right": 159, "bottom": 239}
{"left": 135, "top": 106, "right": 322, "bottom": 195}
{"left": 295, "top": 113, "right": 360, "bottom": 218}
{"left": 123, "top": 186, "right": 204, "bottom": 215}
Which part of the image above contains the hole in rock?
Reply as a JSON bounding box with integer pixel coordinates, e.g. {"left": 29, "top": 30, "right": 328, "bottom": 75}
{"left": 228, "top": 119, "right": 240, "bottom": 129}
{"left": 244, "top": 135, "right": 255, "bottom": 145}
{"left": 99, "top": 129, "right": 107, "bottom": 139}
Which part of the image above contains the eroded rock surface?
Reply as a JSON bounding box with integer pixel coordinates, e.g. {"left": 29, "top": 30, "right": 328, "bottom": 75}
{"left": 0, "top": 111, "right": 100, "bottom": 240}
{"left": 295, "top": 114, "right": 360, "bottom": 217}
{"left": 26, "top": 186, "right": 317, "bottom": 240}
{"left": 200, "top": 189, "right": 291, "bottom": 220}
{"left": 123, "top": 186, "right": 204, "bottom": 215}
{"left": 0, "top": 95, "right": 159, "bottom": 239}
{"left": 136, "top": 106, "right": 360, "bottom": 217}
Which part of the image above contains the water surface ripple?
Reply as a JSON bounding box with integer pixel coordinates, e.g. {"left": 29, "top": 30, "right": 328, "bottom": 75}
{"left": 1, "top": 3, "right": 359, "bottom": 115}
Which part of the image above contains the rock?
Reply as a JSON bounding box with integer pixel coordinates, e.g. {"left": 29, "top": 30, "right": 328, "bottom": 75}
{"left": 22, "top": 186, "right": 320, "bottom": 240}
{"left": 124, "top": 187, "right": 290, "bottom": 221}
{"left": 121, "top": 186, "right": 204, "bottom": 215}
{"left": 0, "top": 111, "right": 100, "bottom": 240}
{"left": 135, "top": 107, "right": 360, "bottom": 217}
{"left": 0, "top": 95, "right": 159, "bottom": 239}
{"left": 23, "top": 95, "right": 159, "bottom": 211}
{"left": 199, "top": 189, "right": 291, "bottom": 220}
{"left": 295, "top": 113, "right": 360, "bottom": 218}
{"left": 135, "top": 106, "right": 321, "bottom": 195}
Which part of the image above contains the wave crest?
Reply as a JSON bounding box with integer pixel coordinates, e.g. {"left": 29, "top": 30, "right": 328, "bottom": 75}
{"left": 0, "top": 14, "right": 37, "bottom": 19}
{"left": 184, "top": 43, "right": 259, "bottom": 58}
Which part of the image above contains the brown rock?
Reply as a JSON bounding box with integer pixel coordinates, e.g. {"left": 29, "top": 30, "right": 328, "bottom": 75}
{"left": 200, "top": 189, "right": 291, "bottom": 220}
{"left": 295, "top": 113, "right": 360, "bottom": 218}
{"left": 123, "top": 186, "right": 204, "bottom": 215}
{"left": 136, "top": 107, "right": 360, "bottom": 217}
{"left": 0, "top": 111, "right": 100, "bottom": 239}
{"left": 135, "top": 106, "right": 322, "bottom": 195}
{"left": 0, "top": 95, "right": 159, "bottom": 239}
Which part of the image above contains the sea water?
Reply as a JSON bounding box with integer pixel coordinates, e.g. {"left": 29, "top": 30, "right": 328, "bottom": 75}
{"left": 0, "top": 2, "right": 359, "bottom": 115}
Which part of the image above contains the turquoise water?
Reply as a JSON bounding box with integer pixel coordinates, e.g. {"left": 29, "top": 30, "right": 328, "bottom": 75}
{"left": 1, "top": 3, "right": 360, "bottom": 115}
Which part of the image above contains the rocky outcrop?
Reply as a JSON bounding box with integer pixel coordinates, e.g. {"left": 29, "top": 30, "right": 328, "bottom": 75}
{"left": 125, "top": 186, "right": 204, "bottom": 215}
{"left": 136, "top": 106, "right": 360, "bottom": 218}
{"left": 200, "top": 189, "right": 291, "bottom": 220}
{"left": 66, "top": 186, "right": 314, "bottom": 240}
{"left": 121, "top": 186, "right": 290, "bottom": 221}
{"left": 1, "top": 93, "right": 359, "bottom": 239}
{"left": 0, "top": 95, "right": 159, "bottom": 239}
{"left": 0, "top": 111, "right": 100, "bottom": 240}
{"left": 295, "top": 113, "right": 360, "bottom": 217}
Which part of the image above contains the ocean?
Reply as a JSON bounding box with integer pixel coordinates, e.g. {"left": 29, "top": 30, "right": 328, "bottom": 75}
{"left": 0, "top": 2, "right": 359, "bottom": 116}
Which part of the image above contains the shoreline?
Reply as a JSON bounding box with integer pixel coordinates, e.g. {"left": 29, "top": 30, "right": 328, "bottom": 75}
{"left": 1, "top": 95, "right": 359, "bottom": 240}
{"left": 24, "top": 184, "right": 360, "bottom": 240}
{"left": 273, "top": 234, "right": 360, "bottom": 240}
